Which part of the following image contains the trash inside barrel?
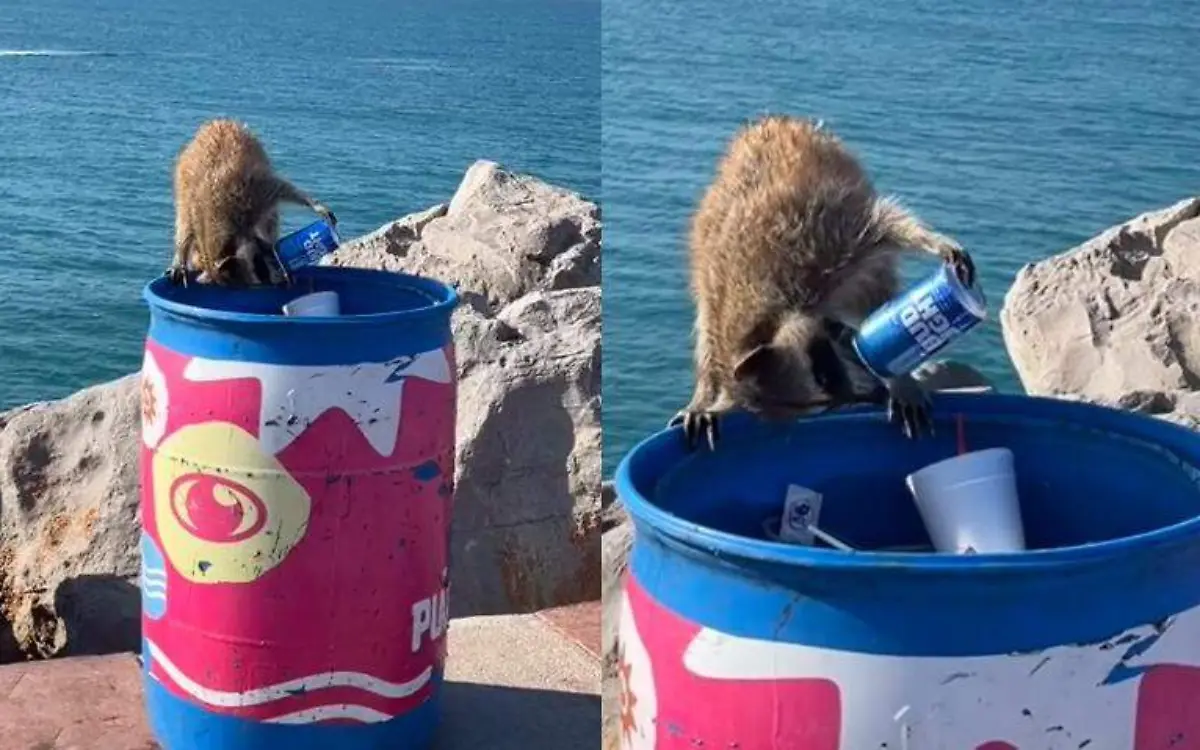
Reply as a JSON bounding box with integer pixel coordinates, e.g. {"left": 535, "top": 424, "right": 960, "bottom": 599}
{"left": 614, "top": 394, "right": 1200, "bottom": 749}
{"left": 140, "top": 266, "right": 457, "bottom": 750}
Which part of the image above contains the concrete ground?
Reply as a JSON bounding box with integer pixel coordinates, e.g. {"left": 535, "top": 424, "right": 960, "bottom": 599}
{"left": 0, "top": 602, "right": 599, "bottom": 750}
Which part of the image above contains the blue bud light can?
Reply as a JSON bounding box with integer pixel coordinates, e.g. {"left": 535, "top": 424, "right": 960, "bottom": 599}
{"left": 852, "top": 264, "right": 987, "bottom": 379}
{"left": 274, "top": 219, "right": 340, "bottom": 271}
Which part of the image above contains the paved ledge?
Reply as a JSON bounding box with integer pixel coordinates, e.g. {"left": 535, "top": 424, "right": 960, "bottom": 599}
{"left": 0, "top": 603, "right": 600, "bottom": 750}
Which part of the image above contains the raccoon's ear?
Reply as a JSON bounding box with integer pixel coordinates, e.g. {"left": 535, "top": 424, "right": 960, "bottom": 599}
{"left": 733, "top": 344, "right": 782, "bottom": 385}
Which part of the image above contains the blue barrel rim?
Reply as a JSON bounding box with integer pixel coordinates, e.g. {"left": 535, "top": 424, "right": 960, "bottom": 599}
{"left": 143, "top": 266, "right": 458, "bottom": 325}
{"left": 615, "top": 392, "right": 1200, "bottom": 574}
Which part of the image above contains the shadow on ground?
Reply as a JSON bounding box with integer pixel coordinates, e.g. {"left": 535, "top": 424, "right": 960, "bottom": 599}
{"left": 54, "top": 573, "right": 140, "bottom": 657}
{"left": 434, "top": 681, "right": 599, "bottom": 749}
{"left": 0, "top": 614, "right": 18, "bottom": 664}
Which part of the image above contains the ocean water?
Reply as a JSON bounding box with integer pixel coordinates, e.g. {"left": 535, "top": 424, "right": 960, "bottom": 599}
{"left": 602, "top": 0, "right": 1200, "bottom": 474}
{"left": 0, "top": 0, "right": 599, "bottom": 410}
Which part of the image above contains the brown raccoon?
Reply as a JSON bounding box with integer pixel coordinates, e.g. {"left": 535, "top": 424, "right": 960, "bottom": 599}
{"left": 673, "top": 114, "right": 975, "bottom": 449}
{"left": 169, "top": 119, "right": 336, "bottom": 287}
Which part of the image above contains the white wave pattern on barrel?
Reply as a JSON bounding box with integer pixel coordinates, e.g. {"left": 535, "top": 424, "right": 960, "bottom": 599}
{"left": 145, "top": 639, "right": 431, "bottom": 724}
{"left": 140, "top": 568, "right": 167, "bottom": 602}
{"left": 265, "top": 705, "right": 395, "bottom": 724}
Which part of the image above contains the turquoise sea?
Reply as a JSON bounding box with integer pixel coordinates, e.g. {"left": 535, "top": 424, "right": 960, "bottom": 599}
{"left": 602, "top": 0, "right": 1200, "bottom": 473}
{"left": 0, "top": 0, "right": 599, "bottom": 409}
{"left": 5, "top": 0, "right": 1198, "bottom": 477}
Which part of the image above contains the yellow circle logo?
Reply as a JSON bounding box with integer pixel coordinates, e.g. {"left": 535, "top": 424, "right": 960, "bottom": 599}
{"left": 152, "top": 422, "right": 312, "bottom": 584}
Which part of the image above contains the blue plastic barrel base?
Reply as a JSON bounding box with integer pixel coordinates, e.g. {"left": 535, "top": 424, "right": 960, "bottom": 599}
{"left": 145, "top": 673, "right": 441, "bottom": 750}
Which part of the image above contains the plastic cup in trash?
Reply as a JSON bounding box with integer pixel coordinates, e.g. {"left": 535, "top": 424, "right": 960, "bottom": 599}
{"left": 905, "top": 447, "right": 1024, "bottom": 554}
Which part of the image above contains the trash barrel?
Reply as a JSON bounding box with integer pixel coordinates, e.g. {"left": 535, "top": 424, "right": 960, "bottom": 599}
{"left": 139, "top": 266, "right": 457, "bottom": 750}
{"left": 614, "top": 393, "right": 1200, "bottom": 749}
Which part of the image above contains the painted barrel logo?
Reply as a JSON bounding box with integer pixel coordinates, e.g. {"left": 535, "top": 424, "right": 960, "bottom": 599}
{"left": 167, "top": 472, "right": 268, "bottom": 544}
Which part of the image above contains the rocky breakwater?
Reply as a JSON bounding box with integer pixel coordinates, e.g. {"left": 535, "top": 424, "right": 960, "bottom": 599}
{"left": 0, "top": 160, "right": 601, "bottom": 662}
{"left": 1002, "top": 196, "right": 1200, "bottom": 425}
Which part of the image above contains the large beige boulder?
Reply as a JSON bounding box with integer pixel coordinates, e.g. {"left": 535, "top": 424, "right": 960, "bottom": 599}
{"left": 0, "top": 161, "right": 601, "bottom": 661}
{"left": 324, "top": 159, "right": 600, "bottom": 312}
{"left": 447, "top": 287, "right": 601, "bottom": 615}
{"left": 1001, "top": 197, "right": 1200, "bottom": 401}
{"left": 0, "top": 376, "right": 142, "bottom": 661}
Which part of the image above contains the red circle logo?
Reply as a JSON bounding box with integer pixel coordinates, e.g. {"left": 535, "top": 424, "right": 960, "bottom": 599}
{"left": 168, "top": 472, "right": 268, "bottom": 543}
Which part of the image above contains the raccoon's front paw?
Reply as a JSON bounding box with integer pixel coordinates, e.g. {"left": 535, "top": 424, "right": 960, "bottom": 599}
{"left": 271, "top": 265, "right": 294, "bottom": 288}
{"left": 884, "top": 375, "right": 933, "bottom": 440}
{"left": 165, "top": 265, "right": 188, "bottom": 287}
{"left": 264, "top": 254, "right": 293, "bottom": 288}
{"left": 315, "top": 205, "right": 337, "bottom": 227}
{"left": 668, "top": 409, "right": 721, "bottom": 452}
{"left": 940, "top": 244, "right": 976, "bottom": 288}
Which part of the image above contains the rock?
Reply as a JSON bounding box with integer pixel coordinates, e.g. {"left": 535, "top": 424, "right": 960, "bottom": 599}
{"left": 324, "top": 160, "right": 601, "bottom": 313}
{"left": 599, "top": 481, "right": 629, "bottom": 663}
{"left": 1001, "top": 197, "right": 1200, "bottom": 400}
{"left": 601, "top": 518, "right": 631, "bottom": 660}
{"left": 601, "top": 513, "right": 632, "bottom": 750}
{"left": 600, "top": 480, "right": 624, "bottom": 532}
{"left": 600, "top": 479, "right": 629, "bottom": 734}
{"left": 449, "top": 286, "right": 602, "bottom": 615}
{"left": 0, "top": 162, "right": 601, "bottom": 661}
{"left": 0, "top": 375, "right": 142, "bottom": 661}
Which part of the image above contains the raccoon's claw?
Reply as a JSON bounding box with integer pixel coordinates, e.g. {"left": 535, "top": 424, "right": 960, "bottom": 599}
{"left": 669, "top": 409, "right": 721, "bottom": 452}
{"left": 943, "top": 246, "right": 976, "bottom": 288}
{"left": 884, "top": 376, "right": 934, "bottom": 440}
{"left": 275, "top": 266, "right": 295, "bottom": 288}
{"left": 165, "top": 265, "right": 188, "bottom": 287}
{"left": 316, "top": 205, "right": 337, "bottom": 227}
{"left": 887, "top": 393, "right": 933, "bottom": 440}
{"left": 269, "top": 255, "right": 294, "bottom": 288}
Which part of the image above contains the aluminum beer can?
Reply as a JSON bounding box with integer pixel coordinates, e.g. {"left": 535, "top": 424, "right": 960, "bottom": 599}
{"left": 275, "top": 219, "right": 340, "bottom": 270}
{"left": 852, "top": 263, "right": 987, "bottom": 379}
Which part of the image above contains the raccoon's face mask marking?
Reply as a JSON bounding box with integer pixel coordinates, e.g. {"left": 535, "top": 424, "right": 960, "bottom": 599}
{"left": 213, "top": 236, "right": 284, "bottom": 287}
{"left": 730, "top": 316, "right": 873, "bottom": 419}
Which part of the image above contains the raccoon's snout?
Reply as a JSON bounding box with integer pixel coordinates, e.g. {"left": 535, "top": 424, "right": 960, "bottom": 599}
{"left": 219, "top": 237, "right": 285, "bottom": 287}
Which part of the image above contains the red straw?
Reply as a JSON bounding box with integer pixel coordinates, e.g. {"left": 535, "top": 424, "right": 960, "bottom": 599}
{"left": 955, "top": 413, "right": 967, "bottom": 455}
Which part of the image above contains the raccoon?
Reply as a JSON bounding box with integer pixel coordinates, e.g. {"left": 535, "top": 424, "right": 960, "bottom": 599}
{"left": 673, "top": 115, "right": 974, "bottom": 449}
{"left": 169, "top": 119, "right": 336, "bottom": 287}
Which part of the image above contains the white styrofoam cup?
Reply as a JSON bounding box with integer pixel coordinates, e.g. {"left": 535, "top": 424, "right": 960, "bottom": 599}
{"left": 905, "top": 447, "right": 1025, "bottom": 554}
{"left": 283, "top": 291, "right": 340, "bottom": 317}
